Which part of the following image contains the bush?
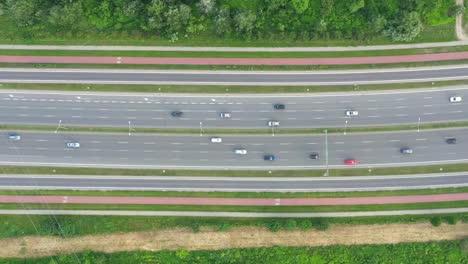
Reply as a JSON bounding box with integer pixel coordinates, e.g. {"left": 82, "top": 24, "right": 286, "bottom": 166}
{"left": 444, "top": 216, "right": 457, "bottom": 225}
{"left": 430, "top": 217, "right": 442, "bottom": 227}
{"left": 266, "top": 220, "right": 282, "bottom": 232}
{"left": 298, "top": 219, "right": 313, "bottom": 230}
{"left": 217, "top": 222, "right": 232, "bottom": 232}
{"left": 189, "top": 221, "right": 201, "bottom": 233}
{"left": 312, "top": 218, "right": 330, "bottom": 231}
{"left": 284, "top": 219, "right": 297, "bottom": 231}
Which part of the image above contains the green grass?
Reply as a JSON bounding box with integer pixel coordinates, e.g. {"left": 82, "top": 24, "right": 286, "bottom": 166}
{"left": 3, "top": 79, "right": 468, "bottom": 94}
{"left": 2, "top": 120, "right": 468, "bottom": 135}
{"left": 1, "top": 44, "right": 468, "bottom": 58}
{"left": 2, "top": 200, "right": 467, "bottom": 213}
{"left": 4, "top": 240, "right": 466, "bottom": 264}
{"left": 1, "top": 160, "right": 468, "bottom": 177}
{"left": 0, "top": 213, "right": 465, "bottom": 239}
{"left": 1, "top": 186, "right": 466, "bottom": 199}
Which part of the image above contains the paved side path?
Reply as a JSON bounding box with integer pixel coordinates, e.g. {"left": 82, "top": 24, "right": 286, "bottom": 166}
{"left": 1, "top": 52, "right": 468, "bottom": 65}
{"left": 0, "top": 208, "right": 466, "bottom": 217}
{"left": 1, "top": 41, "right": 468, "bottom": 52}
{"left": 456, "top": 0, "right": 468, "bottom": 40}
{"left": 1, "top": 193, "right": 466, "bottom": 206}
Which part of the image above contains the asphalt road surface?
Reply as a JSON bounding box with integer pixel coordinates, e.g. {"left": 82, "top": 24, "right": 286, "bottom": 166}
{"left": 2, "top": 67, "right": 468, "bottom": 85}
{"left": 0, "top": 88, "right": 466, "bottom": 129}
{"left": 0, "top": 174, "right": 466, "bottom": 191}
{"left": 0, "top": 129, "right": 467, "bottom": 169}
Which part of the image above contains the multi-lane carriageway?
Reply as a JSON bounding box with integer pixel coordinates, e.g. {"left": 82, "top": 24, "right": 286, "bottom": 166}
{"left": 1, "top": 129, "right": 467, "bottom": 169}
{"left": 0, "top": 88, "right": 466, "bottom": 129}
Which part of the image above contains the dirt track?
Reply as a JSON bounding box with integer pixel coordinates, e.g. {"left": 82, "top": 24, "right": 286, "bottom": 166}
{"left": 1, "top": 223, "right": 466, "bottom": 258}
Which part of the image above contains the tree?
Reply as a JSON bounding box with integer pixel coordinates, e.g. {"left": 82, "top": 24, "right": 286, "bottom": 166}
{"left": 141, "top": 0, "right": 165, "bottom": 32}
{"left": 165, "top": 4, "right": 191, "bottom": 35}
{"left": 384, "top": 12, "right": 422, "bottom": 42}
{"left": 291, "top": 0, "right": 309, "bottom": 14}
{"left": 48, "top": 2, "right": 87, "bottom": 33}
{"left": 348, "top": 0, "right": 365, "bottom": 13}
{"left": 213, "top": 6, "right": 232, "bottom": 36}
{"left": 234, "top": 10, "right": 256, "bottom": 37}
{"left": 452, "top": 4, "right": 466, "bottom": 16}
{"left": 5, "top": 0, "right": 42, "bottom": 27}
{"left": 197, "top": 0, "right": 216, "bottom": 14}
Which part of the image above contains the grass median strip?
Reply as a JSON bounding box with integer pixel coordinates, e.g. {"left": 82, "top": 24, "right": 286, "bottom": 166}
{"left": 1, "top": 187, "right": 466, "bottom": 199}
{"left": 2, "top": 162, "right": 468, "bottom": 177}
{"left": 3, "top": 80, "right": 468, "bottom": 94}
{"left": 2, "top": 121, "right": 468, "bottom": 135}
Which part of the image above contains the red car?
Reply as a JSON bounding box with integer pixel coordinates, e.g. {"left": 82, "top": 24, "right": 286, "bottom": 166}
{"left": 345, "top": 159, "right": 357, "bottom": 165}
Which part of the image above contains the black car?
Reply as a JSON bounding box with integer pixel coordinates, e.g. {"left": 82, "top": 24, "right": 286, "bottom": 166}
{"left": 446, "top": 138, "right": 457, "bottom": 144}
{"left": 171, "top": 111, "right": 183, "bottom": 117}
{"left": 273, "top": 104, "right": 286, "bottom": 110}
{"left": 309, "top": 153, "right": 319, "bottom": 160}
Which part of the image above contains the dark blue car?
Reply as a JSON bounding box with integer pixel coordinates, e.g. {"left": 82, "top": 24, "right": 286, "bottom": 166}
{"left": 264, "top": 154, "right": 276, "bottom": 161}
{"left": 273, "top": 104, "right": 285, "bottom": 110}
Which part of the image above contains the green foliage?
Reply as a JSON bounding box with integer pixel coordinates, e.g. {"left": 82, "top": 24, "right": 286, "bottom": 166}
{"left": 217, "top": 221, "right": 233, "bottom": 232}
{"left": 384, "top": 12, "right": 423, "bottom": 42}
{"left": 266, "top": 220, "right": 282, "bottom": 232}
{"left": 0, "top": 0, "right": 457, "bottom": 43}
{"left": 291, "top": 0, "right": 309, "bottom": 14}
{"left": 430, "top": 216, "right": 442, "bottom": 227}
{"left": 311, "top": 218, "right": 329, "bottom": 231}
{"left": 284, "top": 219, "right": 297, "bottom": 230}
{"left": 2, "top": 240, "right": 466, "bottom": 263}
{"left": 444, "top": 215, "right": 457, "bottom": 225}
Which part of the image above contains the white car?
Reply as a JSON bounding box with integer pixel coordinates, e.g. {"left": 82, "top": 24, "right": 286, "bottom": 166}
{"left": 8, "top": 134, "right": 21, "bottom": 141}
{"left": 219, "top": 112, "right": 231, "bottom": 118}
{"left": 210, "top": 137, "right": 222, "bottom": 143}
{"left": 449, "top": 96, "right": 462, "bottom": 103}
{"left": 66, "top": 142, "right": 80, "bottom": 148}
{"left": 345, "top": 110, "right": 359, "bottom": 116}
{"left": 234, "top": 149, "right": 247, "bottom": 155}
{"left": 268, "top": 121, "right": 280, "bottom": 127}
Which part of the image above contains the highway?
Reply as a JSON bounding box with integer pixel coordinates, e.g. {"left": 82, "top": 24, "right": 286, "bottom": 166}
{"left": 0, "top": 88, "right": 466, "bottom": 129}
{"left": 2, "top": 66, "right": 468, "bottom": 85}
{"left": 0, "top": 174, "right": 466, "bottom": 192}
{"left": 0, "top": 129, "right": 467, "bottom": 169}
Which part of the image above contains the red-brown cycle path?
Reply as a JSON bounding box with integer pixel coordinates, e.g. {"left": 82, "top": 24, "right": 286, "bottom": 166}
{"left": 1, "top": 51, "right": 468, "bottom": 65}
{"left": 1, "top": 193, "right": 466, "bottom": 206}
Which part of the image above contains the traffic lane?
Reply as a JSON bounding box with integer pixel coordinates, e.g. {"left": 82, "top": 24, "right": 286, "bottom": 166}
{"left": 1, "top": 174, "right": 467, "bottom": 191}
{"left": 2, "top": 67, "right": 468, "bottom": 84}
{"left": 0, "top": 106, "right": 466, "bottom": 129}
{"left": 1, "top": 130, "right": 467, "bottom": 168}
{"left": 0, "top": 96, "right": 468, "bottom": 128}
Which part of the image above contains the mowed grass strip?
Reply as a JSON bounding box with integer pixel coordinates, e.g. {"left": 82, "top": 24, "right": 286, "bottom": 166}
{"left": 1, "top": 45, "right": 468, "bottom": 58}
{"left": 1, "top": 200, "right": 467, "bottom": 213}
{"left": 1, "top": 186, "right": 466, "bottom": 199}
{"left": 2, "top": 80, "right": 468, "bottom": 94}
{"left": 1, "top": 161, "right": 468, "bottom": 177}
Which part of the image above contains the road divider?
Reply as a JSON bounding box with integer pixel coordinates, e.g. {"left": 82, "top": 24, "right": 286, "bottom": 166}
{"left": 1, "top": 162, "right": 468, "bottom": 177}
{"left": 3, "top": 121, "right": 468, "bottom": 135}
